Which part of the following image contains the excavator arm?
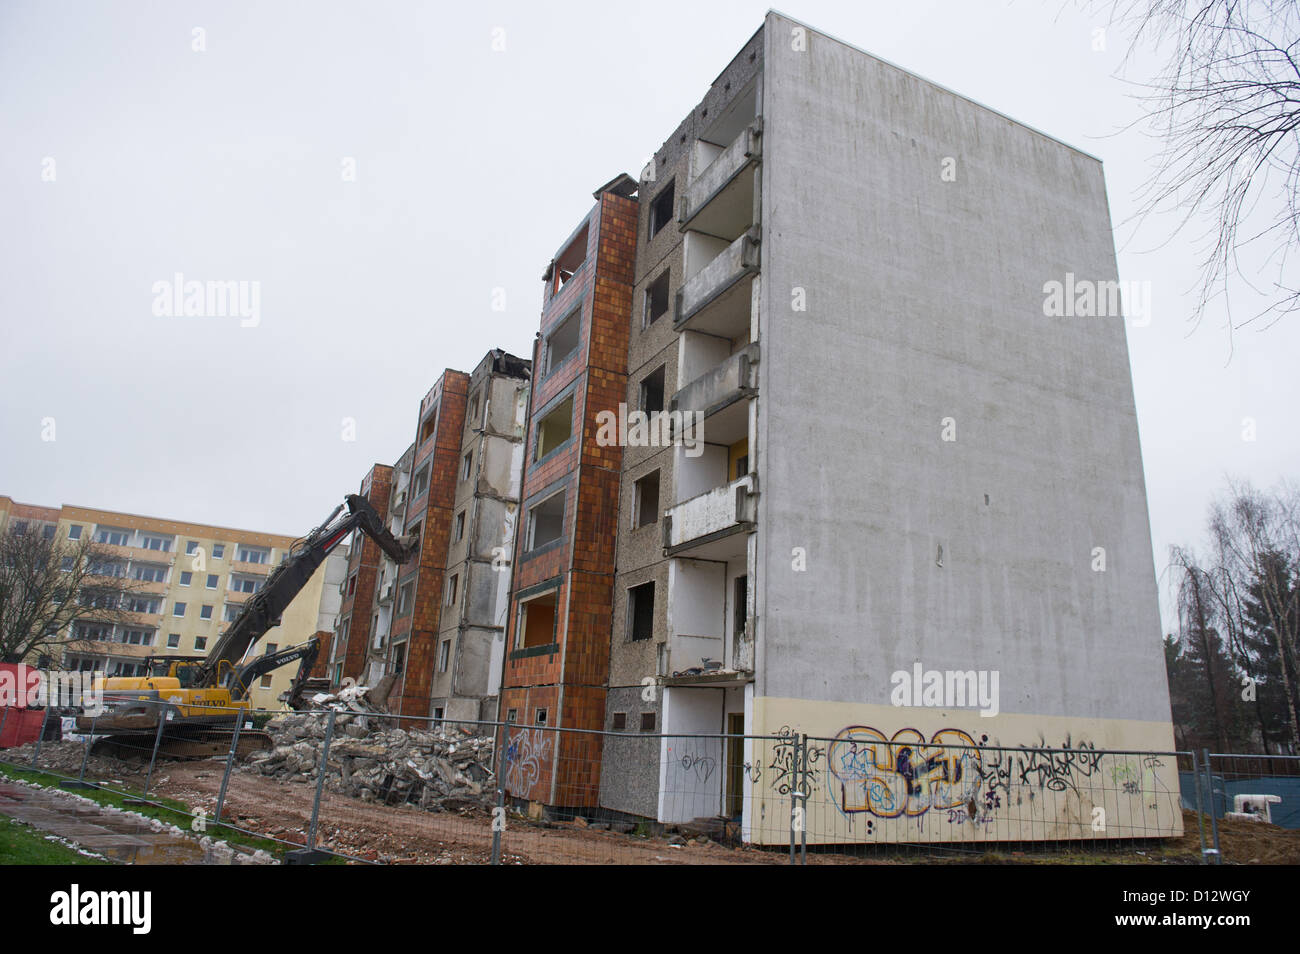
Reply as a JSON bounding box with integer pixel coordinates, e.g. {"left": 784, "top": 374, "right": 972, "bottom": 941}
{"left": 197, "top": 494, "right": 418, "bottom": 689}
{"left": 227, "top": 637, "right": 321, "bottom": 702}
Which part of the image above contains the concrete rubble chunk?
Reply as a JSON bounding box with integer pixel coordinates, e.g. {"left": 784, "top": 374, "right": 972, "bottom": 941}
{"left": 246, "top": 694, "right": 496, "bottom": 814}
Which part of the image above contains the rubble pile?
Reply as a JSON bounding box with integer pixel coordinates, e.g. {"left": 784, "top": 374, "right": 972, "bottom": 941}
{"left": 1, "top": 740, "right": 143, "bottom": 780}
{"left": 245, "top": 688, "right": 497, "bottom": 814}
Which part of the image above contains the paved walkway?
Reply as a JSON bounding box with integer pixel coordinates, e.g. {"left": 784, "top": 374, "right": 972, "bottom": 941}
{"left": 0, "top": 781, "right": 210, "bottom": 863}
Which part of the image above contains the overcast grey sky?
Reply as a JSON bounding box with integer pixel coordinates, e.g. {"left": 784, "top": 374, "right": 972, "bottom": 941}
{"left": 2, "top": 1, "right": 1297, "bottom": 630}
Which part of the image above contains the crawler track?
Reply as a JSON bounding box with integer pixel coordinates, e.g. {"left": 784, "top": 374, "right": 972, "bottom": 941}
{"left": 93, "top": 728, "right": 273, "bottom": 761}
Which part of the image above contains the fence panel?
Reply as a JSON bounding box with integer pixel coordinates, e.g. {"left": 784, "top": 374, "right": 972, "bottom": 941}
{"left": 1204, "top": 752, "right": 1300, "bottom": 864}
{"left": 7, "top": 693, "right": 1298, "bottom": 865}
{"left": 799, "top": 733, "right": 1188, "bottom": 861}
{"left": 491, "top": 724, "right": 795, "bottom": 863}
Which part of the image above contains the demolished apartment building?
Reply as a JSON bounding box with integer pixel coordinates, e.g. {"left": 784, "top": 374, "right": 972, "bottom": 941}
{"left": 328, "top": 350, "right": 531, "bottom": 723}
{"left": 330, "top": 13, "right": 1177, "bottom": 845}
{"left": 496, "top": 13, "right": 1180, "bottom": 845}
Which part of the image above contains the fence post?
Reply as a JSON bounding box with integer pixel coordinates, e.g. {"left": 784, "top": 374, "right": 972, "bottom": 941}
{"left": 213, "top": 715, "right": 245, "bottom": 825}
{"left": 799, "top": 733, "right": 809, "bottom": 866}
{"left": 1188, "top": 751, "right": 1207, "bottom": 863}
{"left": 1201, "top": 748, "right": 1221, "bottom": 865}
{"left": 307, "top": 709, "right": 337, "bottom": 852}
{"left": 141, "top": 704, "right": 169, "bottom": 797}
{"left": 30, "top": 706, "right": 52, "bottom": 769}
{"left": 789, "top": 734, "right": 800, "bottom": 865}
{"left": 491, "top": 782, "right": 504, "bottom": 865}
{"left": 0, "top": 705, "right": 10, "bottom": 750}
{"left": 60, "top": 712, "right": 100, "bottom": 790}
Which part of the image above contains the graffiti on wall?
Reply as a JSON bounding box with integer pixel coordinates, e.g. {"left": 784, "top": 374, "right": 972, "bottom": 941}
{"left": 825, "top": 727, "right": 983, "bottom": 818}
{"left": 821, "top": 726, "right": 1175, "bottom": 829}
{"left": 677, "top": 750, "right": 717, "bottom": 784}
{"left": 503, "top": 727, "right": 551, "bottom": 796}
{"left": 980, "top": 737, "right": 1103, "bottom": 798}
{"left": 768, "top": 725, "right": 826, "bottom": 797}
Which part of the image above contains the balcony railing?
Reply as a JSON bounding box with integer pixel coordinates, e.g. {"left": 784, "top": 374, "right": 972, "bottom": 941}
{"left": 671, "top": 343, "right": 759, "bottom": 421}
{"left": 679, "top": 118, "right": 762, "bottom": 233}
{"left": 675, "top": 229, "right": 760, "bottom": 338}
{"left": 663, "top": 473, "right": 757, "bottom": 558}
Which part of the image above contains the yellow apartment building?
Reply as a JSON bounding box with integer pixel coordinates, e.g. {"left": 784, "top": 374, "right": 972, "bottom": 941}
{"left": 0, "top": 495, "right": 347, "bottom": 712}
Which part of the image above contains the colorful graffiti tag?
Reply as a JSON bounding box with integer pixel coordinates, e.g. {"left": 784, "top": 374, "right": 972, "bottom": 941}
{"left": 821, "top": 725, "right": 1174, "bottom": 829}
{"left": 826, "top": 726, "right": 983, "bottom": 818}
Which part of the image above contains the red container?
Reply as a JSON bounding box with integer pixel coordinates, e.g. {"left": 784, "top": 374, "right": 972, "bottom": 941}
{"left": 0, "top": 663, "right": 46, "bottom": 748}
{"left": 0, "top": 707, "right": 46, "bottom": 748}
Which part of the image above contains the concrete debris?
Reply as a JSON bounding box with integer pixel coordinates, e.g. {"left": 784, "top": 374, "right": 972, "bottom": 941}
{"left": 245, "top": 710, "right": 496, "bottom": 814}
{"left": 3, "top": 740, "right": 142, "bottom": 779}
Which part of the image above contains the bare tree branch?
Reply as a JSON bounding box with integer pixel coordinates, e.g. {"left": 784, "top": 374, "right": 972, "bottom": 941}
{"left": 0, "top": 527, "right": 146, "bottom": 665}
{"left": 1093, "top": 0, "right": 1300, "bottom": 346}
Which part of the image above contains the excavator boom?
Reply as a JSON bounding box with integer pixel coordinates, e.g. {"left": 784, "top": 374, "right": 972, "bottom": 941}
{"left": 198, "top": 494, "right": 418, "bottom": 692}
{"left": 78, "top": 494, "right": 419, "bottom": 754}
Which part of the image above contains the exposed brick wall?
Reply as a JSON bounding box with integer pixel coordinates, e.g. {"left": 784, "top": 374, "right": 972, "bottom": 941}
{"left": 388, "top": 370, "right": 469, "bottom": 722}
{"left": 336, "top": 464, "right": 392, "bottom": 684}
{"left": 500, "top": 189, "right": 638, "bottom": 808}
{"left": 308, "top": 630, "right": 333, "bottom": 679}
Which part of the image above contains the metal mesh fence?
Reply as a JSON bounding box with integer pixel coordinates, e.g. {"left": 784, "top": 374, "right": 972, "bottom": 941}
{"left": 801, "top": 733, "right": 1187, "bottom": 861}
{"left": 1201, "top": 751, "right": 1300, "bottom": 864}
{"left": 3, "top": 698, "right": 1297, "bottom": 864}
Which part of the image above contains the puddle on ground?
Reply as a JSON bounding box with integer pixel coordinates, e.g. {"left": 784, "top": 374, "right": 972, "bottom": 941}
{"left": 0, "top": 781, "right": 248, "bottom": 864}
{"left": 108, "top": 838, "right": 211, "bottom": 864}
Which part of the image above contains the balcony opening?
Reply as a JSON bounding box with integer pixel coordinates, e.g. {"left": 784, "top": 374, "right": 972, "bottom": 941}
{"left": 698, "top": 80, "right": 758, "bottom": 155}
{"left": 527, "top": 491, "right": 565, "bottom": 550}
{"left": 534, "top": 395, "right": 574, "bottom": 461}
{"left": 552, "top": 225, "right": 588, "bottom": 293}
{"left": 628, "top": 581, "right": 655, "bottom": 641}
{"left": 649, "top": 181, "right": 675, "bottom": 238}
{"left": 640, "top": 365, "right": 665, "bottom": 414}
{"left": 729, "top": 439, "right": 749, "bottom": 481}
{"left": 420, "top": 406, "right": 438, "bottom": 444}
{"left": 644, "top": 271, "right": 670, "bottom": 327}
{"left": 634, "top": 471, "right": 661, "bottom": 529}
{"left": 733, "top": 574, "right": 748, "bottom": 641}
{"left": 544, "top": 308, "right": 581, "bottom": 377}
{"left": 518, "top": 590, "right": 558, "bottom": 649}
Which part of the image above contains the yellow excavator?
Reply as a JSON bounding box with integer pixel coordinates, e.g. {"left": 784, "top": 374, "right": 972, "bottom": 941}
{"left": 79, "top": 494, "right": 418, "bottom": 758}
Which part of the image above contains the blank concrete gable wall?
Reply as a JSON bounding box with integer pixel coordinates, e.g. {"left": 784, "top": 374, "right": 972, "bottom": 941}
{"left": 756, "top": 12, "right": 1169, "bottom": 726}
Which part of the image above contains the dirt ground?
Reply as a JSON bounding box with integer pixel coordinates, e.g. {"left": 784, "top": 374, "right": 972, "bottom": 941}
{"left": 155, "top": 760, "right": 787, "bottom": 865}
{"left": 6, "top": 744, "right": 1299, "bottom": 864}
{"left": 1166, "top": 809, "right": 1300, "bottom": 865}
{"left": 154, "top": 765, "right": 1300, "bottom": 866}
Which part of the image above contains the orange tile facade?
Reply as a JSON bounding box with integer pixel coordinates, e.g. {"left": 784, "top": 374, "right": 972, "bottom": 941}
{"left": 387, "top": 371, "right": 470, "bottom": 721}
{"left": 500, "top": 190, "right": 638, "bottom": 808}
{"left": 336, "top": 464, "right": 392, "bottom": 682}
